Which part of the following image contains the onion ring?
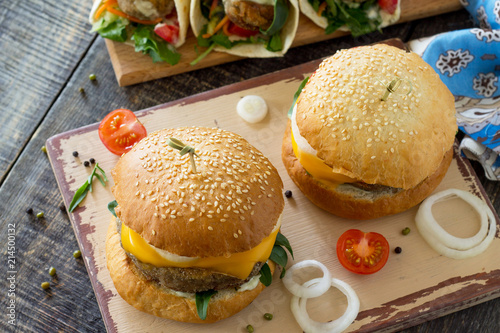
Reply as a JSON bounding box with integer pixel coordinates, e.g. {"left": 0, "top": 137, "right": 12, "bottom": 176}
{"left": 282, "top": 260, "right": 332, "bottom": 298}
{"left": 290, "top": 277, "right": 360, "bottom": 333}
{"left": 415, "top": 189, "right": 497, "bottom": 259}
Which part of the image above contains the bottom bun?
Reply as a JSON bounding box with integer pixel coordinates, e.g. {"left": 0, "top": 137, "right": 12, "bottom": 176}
{"left": 106, "top": 218, "right": 274, "bottom": 323}
{"left": 281, "top": 120, "right": 453, "bottom": 220}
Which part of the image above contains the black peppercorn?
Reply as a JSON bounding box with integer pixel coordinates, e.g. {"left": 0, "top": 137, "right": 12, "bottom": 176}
{"left": 83, "top": 161, "right": 90, "bottom": 167}
{"left": 285, "top": 190, "right": 292, "bottom": 198}
{"left": 26, "top": 208, "right": 33, "bottom": 214}
{"left": 89, "top": 158, "right": 96, "bottom": 164}
{"left": 394, "top": 246, "right": 402, "bottom": 254}
{"left": 72, "top": 151, "right": 79, "bottom": 157}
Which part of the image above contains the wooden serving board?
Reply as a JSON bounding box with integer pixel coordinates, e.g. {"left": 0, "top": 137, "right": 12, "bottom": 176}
{"left": 106, "top": 0, "right": 463, "bottom": 86}
{"left": 46, "top": 55, "right": 500, "bottom": 333}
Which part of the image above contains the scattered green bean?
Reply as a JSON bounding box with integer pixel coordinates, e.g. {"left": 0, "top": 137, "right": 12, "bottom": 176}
{"left": 41, "top": 282, "right": 50, "bottom": 290}
{"left": 36, "top": 212, "right": 44, "bottom": 218}
{"left": 49, "top": 267, "right": 56, "bottom": 276}
{"left": 41, "top": 146, "right": 47, "bottom": 153}
{"left": 402, "top": 227, "right": 411, "bottom": 236}
{"left": 264, "top": 313, "right": 273, "bottom": 320}
{"left": 246, "top": 324, "right": 254, "bottom": 333}
{"left": 89, "top": 74, "right": 96, "bottom": 81}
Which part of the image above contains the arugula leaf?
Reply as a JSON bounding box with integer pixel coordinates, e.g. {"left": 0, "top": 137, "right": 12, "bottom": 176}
{"left": 68, "top": 163, "right": 108, "bottom": 213}
{"left": 195, "top": 290, "right": 217, "bottom": 320}
{"left": 265, "top": 33, "right": 283, "bottom": 52}
{"left": 108, "top": 200, "right": 118, "bottom": 217}
{"left": 132, "top": 25, "right": 181, "bottom": 65}
{"left": 269, "top": 246, "right": 288, "bottom": 278}
{"left": 260, "top": 0, "right": 289, "bottom": 37}
{"left": 288, "top": 77, "right": 309, "bottom": 118}
{"left": 259, "top": 263, "right": 273, "bottom": 287}
{"left": 275, "top": 232, "right": 294, "bottom": 259}
{"left": 315, "top": 0, "right": 382, "bottom": 36}
{"left": 258, "top": 232, "right": 294, "bottom": 285}
{"left": 97, "top": 20, "right": 128, "bottom": 42}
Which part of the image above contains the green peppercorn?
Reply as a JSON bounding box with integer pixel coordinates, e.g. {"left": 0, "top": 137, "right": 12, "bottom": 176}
{"left": 264, "top": 313, "right": 273, "bottom": 320}
{"left": 89, "top": 74, "right": 96, "bottom": 81}
{"left": 402, "top": 227, "right": 411, "bottom": 236}
{"left": 36, "top": 212, "right": 44, "bottom": 218}
{"left": 73, "top": 250, "right": 82, "bottom": 259}
{"left": 41, "top": 282, "right": 50, "bottom": 290}
{"left": 246, "top": 324, "right": 254, "bottom": 333}
{"left": 41, "top": 146, "right": 47, "bottom": 153}
{"left": 79, "top": 87, "right": 85, "bottom": 93}
{"left": 49, "top": 267, "right": 56, "bottom": 276}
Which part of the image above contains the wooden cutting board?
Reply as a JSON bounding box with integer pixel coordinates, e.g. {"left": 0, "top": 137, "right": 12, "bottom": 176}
{"left": 105, "top": 0, "right": 463, "bottom": 86}
{"left": 46, "top": 54, "right": 500, "bottom": 333}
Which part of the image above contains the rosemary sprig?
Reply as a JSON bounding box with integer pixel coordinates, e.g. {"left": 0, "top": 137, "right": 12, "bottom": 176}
{"left": 68, "top": 163, "right": 108, "bottom": 212}
{"left": 167, "top": 137, "right": 199, "bottom": 173}
{"left": 380, "top": 77, "right": 413, "bottom": 101}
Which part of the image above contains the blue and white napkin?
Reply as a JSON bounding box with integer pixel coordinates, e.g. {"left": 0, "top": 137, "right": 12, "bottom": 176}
{"left": 409, "top": 0, "right": 500, "bottom": 180}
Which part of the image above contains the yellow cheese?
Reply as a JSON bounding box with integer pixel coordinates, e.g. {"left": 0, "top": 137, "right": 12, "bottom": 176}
{"left": 291, "top": 131, "right": 356, "bottom": 185}
{"left": 121, "top": 223, "right": 279, "bottom": 280}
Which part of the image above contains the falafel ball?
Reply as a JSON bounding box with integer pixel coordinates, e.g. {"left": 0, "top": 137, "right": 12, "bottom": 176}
{"left": 223, "top": 0, "right": 275, "bottom": 31}
{"left": 117, "top": 0, "right": 175, "bottom": 20}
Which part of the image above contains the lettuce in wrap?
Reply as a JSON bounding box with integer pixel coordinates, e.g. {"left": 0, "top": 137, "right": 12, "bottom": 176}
{"left": 89, "top": 0, "right": 190, "bottom": 64}
{"left": 190, "top": 0, "right": 299, "bottom": 64}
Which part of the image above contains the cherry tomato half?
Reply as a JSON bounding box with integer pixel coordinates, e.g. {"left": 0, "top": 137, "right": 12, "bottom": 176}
{"left": 378, "top": 0, "right": 398, "bottom": 14}
{"left": 98, "top": 109, "right": 147, "bottom": 155}
{"left": 227, "top": 23, "right": 259, "bottom": 38}
{"left": 336, "top": 229, "right": 390, "bottom": 275}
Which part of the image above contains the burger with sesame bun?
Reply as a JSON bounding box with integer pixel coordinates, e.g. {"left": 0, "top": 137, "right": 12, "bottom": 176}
{"left": 282, "top": 44, "right": 457, "bottom": 220}
{"left": 106, "top": 126, "right": 291, "bottom": 323}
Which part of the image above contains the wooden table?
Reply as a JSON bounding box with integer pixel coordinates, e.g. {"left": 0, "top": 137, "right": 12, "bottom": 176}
{"left": 1, "top": 1, "right": 498, "bottom": 332}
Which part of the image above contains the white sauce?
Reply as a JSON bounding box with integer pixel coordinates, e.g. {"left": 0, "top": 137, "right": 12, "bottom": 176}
{"left": 238, "top": 275, "right": 261, "bottom": 292}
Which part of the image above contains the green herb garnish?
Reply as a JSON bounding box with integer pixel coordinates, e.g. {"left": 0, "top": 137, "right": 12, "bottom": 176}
{"left": 379, "top": 77, "right": 412, "bottom": 101}
{"left": 167, "top": 137, "right": 199, "bottom": 173}
{"left": 108, "top": 200, "right": 118, "bottom": 217}
{"left": 288, "top": 77, "right": 309, "bottom": 118}
{"left": 68, "top": 163, "right": 108, "bottom": 212}
{"left": 259, "top": 232, "right": 294, "bottom": 286}
{"left": 195, "top": 290, "right": 217, "bottom": 320}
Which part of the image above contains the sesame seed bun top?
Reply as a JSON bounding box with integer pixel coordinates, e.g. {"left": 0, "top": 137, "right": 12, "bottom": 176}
{"left": 296, "top": 44, "right": 457, "bottom": 189}
{"left": 111, "top": 127, "right": 284, "bottom": 258}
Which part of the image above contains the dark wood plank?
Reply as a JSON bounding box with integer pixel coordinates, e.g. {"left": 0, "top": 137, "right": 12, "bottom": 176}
{"left": 0, "top": 0, "right": 95, "bottom": 182}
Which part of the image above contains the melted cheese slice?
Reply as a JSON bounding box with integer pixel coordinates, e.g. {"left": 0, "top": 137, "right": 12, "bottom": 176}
{"left": 290, "top": 106, "right": 356, "bottom": 185}
{"left": 121, "top": 223, "right": 279, "bottom": 280}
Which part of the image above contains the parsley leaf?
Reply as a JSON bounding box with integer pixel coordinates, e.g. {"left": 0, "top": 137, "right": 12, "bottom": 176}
{"left": 195, "top": 290, "right": 217, "bottom": 320}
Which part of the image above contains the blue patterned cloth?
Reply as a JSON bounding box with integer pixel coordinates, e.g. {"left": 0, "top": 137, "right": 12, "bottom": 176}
{"left": 418, "top": 0, "right": 500, "bottom": 180}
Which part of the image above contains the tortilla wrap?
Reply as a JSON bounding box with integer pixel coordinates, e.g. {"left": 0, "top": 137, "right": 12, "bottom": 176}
{"left": 89, "top": 0, "right": 190, "bottom": 48}
{"left": 298, "top": 0, "right": 400, "bottom": 31}
{"left": 190, "top": 0, "right": 299, "bottom": 57}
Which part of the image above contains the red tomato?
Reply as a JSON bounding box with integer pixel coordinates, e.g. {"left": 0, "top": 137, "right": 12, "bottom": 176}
{"left": 336, "top": 229, "right": 390, "bottom": 275}
{"left": 98, "top": 109, "right": 147, "bottom": 155}
{"left": 154, "top": 23, "right": 180, "bottom": 44}
{"left": 378, "top": 0, "right": 398, "bottom": 14}
{"left": 227, "top": 23, "right": 259, "bottom": 38}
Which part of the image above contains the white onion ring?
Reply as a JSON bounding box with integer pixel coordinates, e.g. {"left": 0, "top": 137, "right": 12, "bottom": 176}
{"left": 236, "top": 95, "right": 268, "bottom": 123}
{"left": 290, "top": 277, "right": 360, "bottom": 333}
{"left": 415, "top": 189, "right": 497, "bottom": 259}
{"left": 282, "top": 260, "right": 332, "bottom": 298}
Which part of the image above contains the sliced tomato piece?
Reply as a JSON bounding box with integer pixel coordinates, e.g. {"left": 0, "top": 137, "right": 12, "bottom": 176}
{"left": 98, "top": 109, "right": 147, "bottom": 156}
{"left": 378, "top": 0, "right": 398, "bottom": 14}
{"left": 154, "top": 22, "right": 180, "bottom": 44}
{"left": 227, "top": 23, "right": 259, "bottom": 38}
{"left": 336, "top": 229, "right": 390, "bottom": 275}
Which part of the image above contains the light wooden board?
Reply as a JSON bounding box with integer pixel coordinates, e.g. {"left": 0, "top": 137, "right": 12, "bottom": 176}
{"left": 46, "top": 57, "right": 500, "bottom": 333}
{"left": 105, "top": 0, "right": 463, "bottom": 86}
